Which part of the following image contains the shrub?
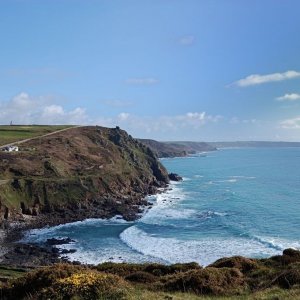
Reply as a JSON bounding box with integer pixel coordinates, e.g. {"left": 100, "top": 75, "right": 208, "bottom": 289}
{"left": 267, "top": 249, "right": 300, "bottom": 267}
{"left": 144, "top": 262, "right": 201, "bottom": 277}
{"left": 160, "top": 267, "right": 246, "bottom": 296}
{"left": 1, "top": 263, "right": 83, "bottom": 299}
{"left": 96, "top": 262, "right": 201, "bottom": 278}
{"left": 95, "top": 262, "right": 144, "bottom": 277}
{"left": 125, "top": 271, "right": 157, "bottom": 283}
{"left": 41, "top": 271, "right": 131, "bottom": 300}
{"left": 209, "top": 256, "right": 259, "bottom": 273}
{"left": 276, "top": 267, "right": 300, "bottom": 289}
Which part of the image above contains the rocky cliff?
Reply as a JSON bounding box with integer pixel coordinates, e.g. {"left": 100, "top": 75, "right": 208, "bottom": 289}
{"left": 0, "top": 126, "right": 169, "bottom": 226}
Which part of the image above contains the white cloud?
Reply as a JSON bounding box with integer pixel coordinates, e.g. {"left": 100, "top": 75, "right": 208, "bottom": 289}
{"left": 0, "top": 93, "right": 224, "bottom": 139}
{"left": 0, "top": 92, "right": 87, "bottom": 125}
{"left": 125, "top": 78, "right": 159, "bottom": 85}
{"left": 108, "top": 112, "right": 222, "bottom": 134}
{"left": 118, "top": 112, "right": 130, "bottom": 121}
{"left": 276, "top": 93, "right": 300, "bottom": 101}
{"left": 178, "top": 35, "right": 195, "bottom": 46}
{"left": 43, "top": 105, "right": 64, "bottom": 116}
{"left": 229, "top": 117, "right": 240, "bottom": 124}
{"left": 280, "top": 117, "right": 300, "bottom": 129}
{"left": 231, "top": 70, "right": 300, "bottom": 87}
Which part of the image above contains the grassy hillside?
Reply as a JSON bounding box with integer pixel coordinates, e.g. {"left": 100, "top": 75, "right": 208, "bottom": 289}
{"left": 2, "top": 248, "right": 300, "bottom": 299}
{"left": 0, "top": 126, "right": 169, "bottom": 225}
{"left": 0, "top": 125, "right": 74, "bottom": 146}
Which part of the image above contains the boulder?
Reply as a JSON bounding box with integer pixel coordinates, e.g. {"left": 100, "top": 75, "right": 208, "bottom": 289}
{"left": 168, "top": 173, "right": 183, "bottom": 181}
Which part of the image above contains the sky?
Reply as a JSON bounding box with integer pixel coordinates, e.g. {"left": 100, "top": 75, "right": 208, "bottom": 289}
{"left": 1, "top": 0, "right": 300, "bottom": 141}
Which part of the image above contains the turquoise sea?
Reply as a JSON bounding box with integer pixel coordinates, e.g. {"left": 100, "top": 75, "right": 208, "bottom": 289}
{"left": 24, "top": 148, "right": 300, "bottom": 266}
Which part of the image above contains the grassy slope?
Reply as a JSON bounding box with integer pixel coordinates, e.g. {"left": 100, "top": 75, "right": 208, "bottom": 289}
{"left": 0, "top": 125, "right": 74, "bottom": 146}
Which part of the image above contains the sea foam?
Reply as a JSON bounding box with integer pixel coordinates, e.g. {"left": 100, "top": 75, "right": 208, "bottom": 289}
{"left": 120, "top": 226, "right": 298, "bottom": 266}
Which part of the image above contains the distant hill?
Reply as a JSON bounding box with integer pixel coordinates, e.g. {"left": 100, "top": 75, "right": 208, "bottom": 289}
{"left": 209, "top": 141, "right": 300, "bottom": 148}
{"left": 138, "top": 139, "right": 216, "bottom": 158}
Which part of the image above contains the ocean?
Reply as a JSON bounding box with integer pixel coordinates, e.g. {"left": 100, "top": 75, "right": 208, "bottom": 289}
{"left": 23, "top": 147, "right": 300, "bottom": 266}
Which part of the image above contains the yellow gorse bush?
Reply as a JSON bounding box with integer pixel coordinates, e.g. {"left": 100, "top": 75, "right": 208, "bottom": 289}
{"left": 58, "top": 271, "right": 108, "bottom": 287}
{"left": 43, "top": 271, "right": 131, "bottom": 300}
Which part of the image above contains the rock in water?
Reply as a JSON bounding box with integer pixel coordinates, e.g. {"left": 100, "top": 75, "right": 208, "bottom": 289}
{"left": 168, "top": 173, "right": 183, "bottom": 181}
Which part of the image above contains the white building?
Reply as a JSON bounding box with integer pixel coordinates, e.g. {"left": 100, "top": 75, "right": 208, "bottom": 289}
{"left": 3, "top": 146, "right": 19, "bottom": 152}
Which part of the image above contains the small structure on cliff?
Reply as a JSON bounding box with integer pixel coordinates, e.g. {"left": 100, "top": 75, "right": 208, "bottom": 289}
{"left": 2, "top": 146, "right": 19, "bottom": 152}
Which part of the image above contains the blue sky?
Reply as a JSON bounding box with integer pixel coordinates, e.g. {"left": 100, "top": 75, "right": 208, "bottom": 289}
{"left": 1, "top": 0, "right": 300, "bottom": 141}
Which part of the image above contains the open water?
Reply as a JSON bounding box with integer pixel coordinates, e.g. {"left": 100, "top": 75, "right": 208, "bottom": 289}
{"left": 23, "top": 148, "right": 300, "bottom": 266}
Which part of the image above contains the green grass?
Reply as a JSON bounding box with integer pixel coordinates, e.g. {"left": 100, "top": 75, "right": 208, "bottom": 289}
{"left": 127, "top": 287, "right": 300, "bottom": 299}
{"left": 0, "top": 265, "right": 28, "bottom": 281}
{"left": 0, "top": 125, "right": 74, "bottom": 146}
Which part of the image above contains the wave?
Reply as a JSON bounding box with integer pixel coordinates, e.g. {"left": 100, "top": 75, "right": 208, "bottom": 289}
{"left": 140, "top": 183, "right": 195, "bottom": 224}
{"left": 229, "top": 176, "right": 256, "bottom": 179}
{"left": 22, "top": 216, "right": 131, "bottom": 243}
{"left": 57, "top": 239, "right": 161, "bottom": 265}
{"left": 194, "top": 175, "right": 204, "bottom": 178}
{"left": 120, "top": 226, "right": 300, "bottom": 266}
{"left": 196, "top": 211, "right": 228, "bottom": 219}
{"left": 205, "top": 179, "right": 237, "bottom": 185}
{"left": 204, "top": 176, "right": 255, "bottom": 185}
{"left": 252, "top": 236, "right": 300, "bottom": 252}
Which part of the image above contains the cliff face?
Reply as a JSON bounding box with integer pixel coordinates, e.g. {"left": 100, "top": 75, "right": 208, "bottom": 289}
{"left": 0, "top": 126, "right": 169, "bottom": 225}
{"left": 138, "top": 139, "right": 216, "bottom": 158}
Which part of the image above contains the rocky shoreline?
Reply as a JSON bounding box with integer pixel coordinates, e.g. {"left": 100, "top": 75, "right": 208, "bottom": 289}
{"left": 0, "top": 205, "right": 143, "bottom": 267}
{"left": 0, "top": 179, "right": 177, "bottom": 268}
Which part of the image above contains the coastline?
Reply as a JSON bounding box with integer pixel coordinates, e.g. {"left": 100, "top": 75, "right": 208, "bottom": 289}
{"left": 0, "top": 184, "right": 170, "bottom": 267}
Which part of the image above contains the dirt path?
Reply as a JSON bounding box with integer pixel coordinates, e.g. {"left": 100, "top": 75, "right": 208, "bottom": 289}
{"left": 0, "top": 180, "right": 10, "bottom": 186}
{"left": 0, "top": 125, "right": 83, "bottom": 150}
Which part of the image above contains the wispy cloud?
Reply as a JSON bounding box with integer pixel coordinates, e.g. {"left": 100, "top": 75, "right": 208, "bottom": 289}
{"left": 276, "top": 93, "right": 300, "bottom": 101}
{"left": 178, "top": 35, "right": 195, "bottom": 46}
{"left": 125, "top": 78, "right": 159, "bottom": 85}
{"left": 231, "top": 70, "right": 300, "bottom": 87}
{"left": 280, "top": 117, "right": 300, "bottom": 129}
{"left": 118, "top": 112, "right": 130, "bottom": 121}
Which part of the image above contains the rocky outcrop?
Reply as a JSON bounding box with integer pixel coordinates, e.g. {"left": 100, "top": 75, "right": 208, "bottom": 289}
{"left": 0, "top": 126, "right": 170, "bottom": 227}
{"left": 168, "top": 173, "right": 183, "bottom": 181}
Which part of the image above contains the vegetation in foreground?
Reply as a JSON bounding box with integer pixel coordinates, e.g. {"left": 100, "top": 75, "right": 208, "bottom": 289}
{"left": 0, "top": 125, "right": 74, "bottom": 146}
{"left": 1, "top": 248, "right": 300, "bottom": 299}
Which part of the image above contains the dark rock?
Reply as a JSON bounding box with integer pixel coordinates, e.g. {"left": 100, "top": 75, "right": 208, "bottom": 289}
{"left": 51, "top": 247, "right": 60, "bottom": 254}
{"left": 60, "top": 248, "right": 77, "bottom": 254}
{"left": 46, "top": 237, "right": 75, "bottom": 245}
{"left": 168, "top": 173, "right": 183, "bottom": 181}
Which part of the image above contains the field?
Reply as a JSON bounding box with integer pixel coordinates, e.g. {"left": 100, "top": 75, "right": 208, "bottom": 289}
{"left": 0, "top": 125, "right": 75, "bottom": 146}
